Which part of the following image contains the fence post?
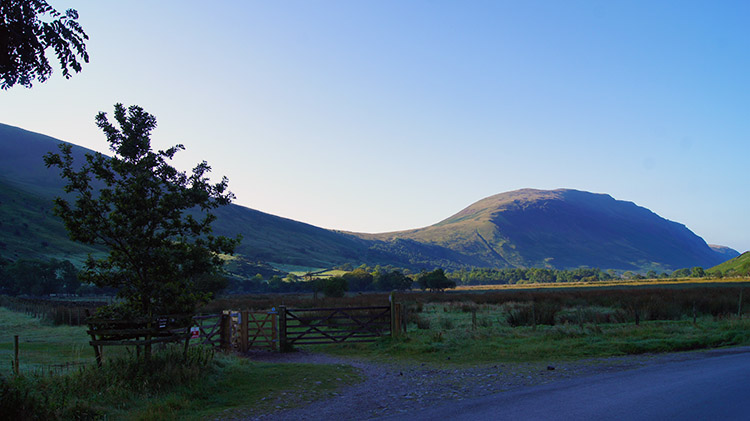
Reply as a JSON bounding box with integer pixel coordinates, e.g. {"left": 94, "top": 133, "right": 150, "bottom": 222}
{"left": 390, "top": 297, "right": 402, "bottom": 338}
{"left": 278, "top": 306, "right": 288, "bottom": 352}
{"left": 271, "top": 310, "right": 278, "bottom": 351}
{"left": 87, "top": 325, "right": 103, "bottom": 368}
{"left": 402, "top": 304, "right": 408, "bottom": 333}
{"left": 220, "top": 312, "right": 232, "bottom": 351}
{"left": 240, "top": 310, "right": 249, "bottom": 352}
{"left": 739, "top": 288, "right": 744, "bottom": 319}
{"left": 14, "top": 335, "right": 19, "bottom": 376}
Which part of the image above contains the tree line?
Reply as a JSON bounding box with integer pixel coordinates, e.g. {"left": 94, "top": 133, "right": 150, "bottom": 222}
{"left": 225, "top": 267, "right": 456, "bottom": 296}
{"left": 447, "top": 266, "right": 715, "bottom": 285}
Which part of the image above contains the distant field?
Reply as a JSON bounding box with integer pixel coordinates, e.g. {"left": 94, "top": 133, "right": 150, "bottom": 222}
{"left": 455, "top": 277, "right": 750, "bottom": 291}
{"left": 322, "top": 301, "right": 750, "bottom": 365}
{"left": 312, "top": 269, "right": 348, "bottom": 278}
{"left": 0, "top": 307, "right": 95, "bottom": 375}
{"left": 269, "top": 263, "right": 326, "bottom": 275}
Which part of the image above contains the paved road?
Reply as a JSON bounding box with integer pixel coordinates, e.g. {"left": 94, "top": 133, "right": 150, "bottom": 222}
{"left": 385, "top": 349, "right": 750, "bottom": 421}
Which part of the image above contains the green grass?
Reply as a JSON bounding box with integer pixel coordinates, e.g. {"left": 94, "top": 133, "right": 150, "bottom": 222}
{"left": 0, "top": 178, "right": 101, "bottom": 264}
{"left": 131, "top": 357, "right": 359, "bottom": 420}
{"left": 0, "top": 307, "right": 96, "bottom": 374}
{"left": 710, "top": 251, "right": 750, "bottom": 276}
{"left": 318, "top": 302, "right": 750, "bottom": 365}
{"left": 0, "top": 307, "right": 361, "bottom": 420}
{"left": 2, "top": 350, "right": 360, "bottom": 420}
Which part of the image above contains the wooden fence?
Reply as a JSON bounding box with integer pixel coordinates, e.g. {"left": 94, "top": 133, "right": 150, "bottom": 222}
{"left": 278, "top": 304, "right": 399, "bottom": 349}
{"left": 191, "top": 313, "right": 224, "bottom": 348}
{"left": 225, "top": 310, "right": 278, "bottom": 352}
{"left": 84, "top": 303, "right": 403, "bottom": 363}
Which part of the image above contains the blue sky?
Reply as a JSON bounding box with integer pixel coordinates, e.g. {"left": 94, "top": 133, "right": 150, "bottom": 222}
{"left": 2, "top": 1, "right": 749, "bottom": 252}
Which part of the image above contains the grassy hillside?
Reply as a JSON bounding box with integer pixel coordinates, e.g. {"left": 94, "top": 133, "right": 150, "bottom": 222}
{"left": 709, "top": 252, "right": 750, "bottom": 276}
{"left": 0, "top": 123, "right": 427, "bottom": 271}
{"left": 0, "top": 178, "right": 100, "bottom": 264}
{"left": 362, "top": 189, "right": 731, "bottom": 271}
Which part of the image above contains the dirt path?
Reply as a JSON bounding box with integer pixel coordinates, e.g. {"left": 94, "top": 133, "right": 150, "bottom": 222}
{"left": 222, "top": 348, "right": 742, "bottom": 420}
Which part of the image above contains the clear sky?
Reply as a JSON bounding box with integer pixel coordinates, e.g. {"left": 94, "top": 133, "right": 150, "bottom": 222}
{"left": 2, "top": 1, "right": 749, "bottom": 252}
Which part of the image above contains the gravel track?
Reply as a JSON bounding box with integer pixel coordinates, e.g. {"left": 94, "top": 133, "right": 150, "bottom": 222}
{"left": 216, "top": 347, "right": 742, "bottom": 421}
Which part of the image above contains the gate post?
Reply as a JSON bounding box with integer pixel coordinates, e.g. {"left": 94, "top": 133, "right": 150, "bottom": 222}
{"left": 394, "top": 303, "right": 403, "bottom": 337}
{"left": 240, "top": 310, "right": 249, "bottom": 353}
{"left": 278, "top": 306, "right": 288, "bottom": 352}
{"left": 390, "top": 292, "right": 402, "bottom": 338}
{"left": 270, "top": 309, "right": 278, "bottom": 351}
{"left": 220, "top": 312, "right": 232, "bottom": 351}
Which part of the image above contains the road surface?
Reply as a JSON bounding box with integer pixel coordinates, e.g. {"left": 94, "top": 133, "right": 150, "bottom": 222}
{"left": 385, "top": 348, "right": 750, "bottom": 420}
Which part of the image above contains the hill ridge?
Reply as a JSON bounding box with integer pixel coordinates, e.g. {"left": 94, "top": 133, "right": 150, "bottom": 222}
{"left": 0, "top": 123, "right": 738, "bottom": 272}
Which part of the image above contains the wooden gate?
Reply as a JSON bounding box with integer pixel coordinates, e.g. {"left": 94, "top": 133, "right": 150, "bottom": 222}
{"left": 278, "top": 305, "right": 391, "bottom": 348}
{"left": 190, "top": 314, "right": 223, "bottom": 347}
{"left": 235, "top": 310, "right": 278, "bottom": 352}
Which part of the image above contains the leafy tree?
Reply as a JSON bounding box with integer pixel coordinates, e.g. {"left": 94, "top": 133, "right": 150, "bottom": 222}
{"left": 285, "top": 273, "right": 299, "bottom": 282}
{"left": 342, "top": 269, "right": 374, "bottom": 291}
{"left": 672, "top": 268, "right": 692, "bottom": 278}
{"left": 690, "top": 266, "right": 705, "bottom": 278}
{"left": 320, "top": 276, "right": 347, "bottom": 297}
{"left": 1, "top": 0, "right": 88, "bottom": 89}
{"left": 417, "top": 269, "right": 455, "bottom": 291}
{"left": 267, "top": 275, "right": 283, "bottom": 293}
{"left": 0, "top": 258, "right": 78, "bottom": 295}
{"left": 44, "top": 103, "right": 238, "bottom": 324}
{"left": 374, "top": 270, "right": 412, "bottom": 291}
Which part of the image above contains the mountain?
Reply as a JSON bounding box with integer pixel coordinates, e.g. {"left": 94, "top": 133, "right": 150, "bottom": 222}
{"left": 361, "top": 189, "right": 733, "bottom": 271}
{"left": 0, "top": 123, "right": 737, "bottom": 273}
{"left": 709, "top": 244, "right": 741, "bottom": 262}
{"left": 0, "top": 123, "right": 376, "bottom": 272}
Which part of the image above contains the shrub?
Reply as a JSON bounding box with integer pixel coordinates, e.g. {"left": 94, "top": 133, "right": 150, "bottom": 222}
{"left": 438, "top": 316, "right": 455, "bottom": 330}
{"left": 413, "top": 313, "right": 431, "bottom": 330}
{"left": 554, "top": 306, "right": 628, "bottom": 325}
{"left": 0, "top": 345, "right": 215, "bottom": 419}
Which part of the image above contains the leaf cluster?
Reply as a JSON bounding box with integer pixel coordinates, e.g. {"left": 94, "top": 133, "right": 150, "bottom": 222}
{"left": 1, "top": 0, "right": 89, "bottom": 89}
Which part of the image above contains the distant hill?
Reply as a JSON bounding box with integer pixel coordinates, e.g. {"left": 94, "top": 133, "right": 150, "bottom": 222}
{"left": 0, "top": 123, "right": 383, "bottom": 273}
{"left": 0, "top": 123, "right": 738, "bottom": 273}
{"left": 709, "top": 244, "right": 741, "bottom": 262}
{"left": 361, "top": 189, "right": 734, "bottom": 271}
{"left": 709, "top": 252, "right": 750, "bottom": 276}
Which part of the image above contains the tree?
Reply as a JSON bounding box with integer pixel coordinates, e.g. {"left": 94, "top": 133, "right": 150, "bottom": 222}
{"left": 672, "top": 268, "right": 691, "bottom": 278}
{"left": 374, "top": 270, "right": 412, "bottom": 291}
{"left": 0, "top": 258, "right": 78, "bottom": 295}
{"left": 342, "top": 269, "right": 374, "bottom": 291}
{"left": 44, "top": 103, "right": 238, "bottom": 324}
{"left": 417, "top": 269, "right": 456, "bottom": 292}
{"left": 320, "top": 276, "right": 347, "bottom": 297}
{"left": 1, "top": 0, "right": 89, "bottom": 89}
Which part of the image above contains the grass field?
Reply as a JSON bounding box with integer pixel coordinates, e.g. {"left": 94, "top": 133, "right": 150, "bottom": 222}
{"left": 454, "top": 277, "right": 750, "bottom": 291}
{"left": 5, "top": 279, "right": 750, "bottom": 418}
{"left": 0, "top": 307, "right": 95, "bottom": 374}
{"left": 319, "top": 301, "right": 750, "bottom": 365}
{"left": 0, "top": 307, "right": 361, "bottom": 420}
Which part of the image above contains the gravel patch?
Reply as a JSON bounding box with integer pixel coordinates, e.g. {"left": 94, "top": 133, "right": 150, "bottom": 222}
{"left": 222, "top": 346, "right": 750, "bottom": 420}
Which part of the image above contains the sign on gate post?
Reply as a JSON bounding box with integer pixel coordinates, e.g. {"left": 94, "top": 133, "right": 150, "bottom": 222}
{"left": 190, "top": 326, "right": 200, "bottom": 339}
